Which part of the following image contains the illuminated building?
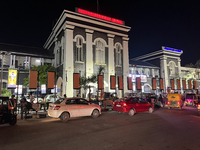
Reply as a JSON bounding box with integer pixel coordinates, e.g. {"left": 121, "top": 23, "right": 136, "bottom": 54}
{"left": 44, "top": 8, "right": 131, "bottom": 98}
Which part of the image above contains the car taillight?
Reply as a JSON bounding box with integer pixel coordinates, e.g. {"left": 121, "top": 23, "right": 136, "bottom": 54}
{"left": 167, "top": 101, "right": 171, "bottom": 105}
{"left": 198, "top": 104, "right": 200, "bottom": 107}
{"left": 177, "top": 102, "right": 180, "bottom": 105}
{"left": 54, "top": 106, "right": 60, "bottom": 110}
{"left": 123, "top": 103, "right": 127, "bottom": 106}
{"left": 113, "top": 102, "right": 115, "bottom": 105}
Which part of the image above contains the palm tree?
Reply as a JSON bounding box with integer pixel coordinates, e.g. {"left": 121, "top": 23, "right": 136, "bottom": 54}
{"left": 80, "top": 66, "right": 105, "bottom": 98}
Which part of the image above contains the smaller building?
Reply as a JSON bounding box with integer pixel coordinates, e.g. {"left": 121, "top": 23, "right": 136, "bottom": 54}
{"left": 129, "top": 60, "right": 160, "bottom": 95}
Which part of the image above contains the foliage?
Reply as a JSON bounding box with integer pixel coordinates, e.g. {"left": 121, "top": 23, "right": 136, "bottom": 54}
{"left": 23, "top": 64, "right": 56, "bottom": 87}
{"left": 1, "top": 88, "right": 12, "bottom": 97}
{"left": 80, "top": 66, "right": 105, "bottom": 96}
{"left": 185, "top": 63, "right": 194, "bottom": 68}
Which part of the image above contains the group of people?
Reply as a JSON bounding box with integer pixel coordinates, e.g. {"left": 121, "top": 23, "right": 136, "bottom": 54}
{"left": 146, "top": 94, "right": 164, "bottom": 107}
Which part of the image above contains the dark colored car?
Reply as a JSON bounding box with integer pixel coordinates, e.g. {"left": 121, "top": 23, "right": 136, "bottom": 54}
{"left": 113, "top": 97, "right": 154, "bottom": 116}
{"left": 0, "top": 97, "right": 17, "bottom": 125}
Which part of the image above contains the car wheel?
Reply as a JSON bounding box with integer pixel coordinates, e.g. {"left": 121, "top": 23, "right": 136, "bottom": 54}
{"left": 60, "top": 112, "right": 69, "bottom": 123}
{"left": 9, "top": 116, "right": 17, "bottom": 125}
{"left": 92, "top": 109, "right": 100, "bottom": 118}
{"left": 129, "top": 109, "right": 135, "bottom": 116}
{"left": 149, "top": 107, "right": 153, "bottom": 113}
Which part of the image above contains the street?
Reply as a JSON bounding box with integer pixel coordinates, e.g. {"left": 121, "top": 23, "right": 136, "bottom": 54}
{"left": 1, "top": 106, "right": 200, "bottom": 150}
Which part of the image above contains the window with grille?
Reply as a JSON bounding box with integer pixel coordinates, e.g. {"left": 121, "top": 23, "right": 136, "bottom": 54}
{"left": 76, "top": 37, "right": 83, "bottom": 61}
{"left": 95, "top": 40, "right": 105, "bottom": 64}
{"left": 116, "top": 44, "right": 122, "bottom": 66}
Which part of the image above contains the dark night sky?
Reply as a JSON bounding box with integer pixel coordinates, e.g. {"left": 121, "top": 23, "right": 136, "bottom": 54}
{"left": 1, "top": 0, "right": 200, "bottom": 66}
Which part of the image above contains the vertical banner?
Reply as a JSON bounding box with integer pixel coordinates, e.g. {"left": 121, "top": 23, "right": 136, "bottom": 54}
{"left": 7, "top": 69, "right": 18, "bottom": 88}
{"left": 188, "top": 80, "right": 192, "bottom": 90}
{"left": 110, "top": 75, "right": 116, "bottom": 89}
{"left": 73, "top": 73, "right": 80, "bottom": 89}
{"left": 127, "top": 77, "right": 133, "bottom": 90}
{"left": 160, "top": 78, "right": 164, "bottom": 90}
{"left": 29, "top": 71, "right": 37, "bottom": 89}
{"left": 98, "top": 75, "right": 104, "bottom": 90}
{"left": 177, "top": 79, "right": 181, "bottom": 90}
{"left": 193, "top": 80, "right": 197, "bottom": 90}
{"left": 118, "top": 76, "right": 123, "bottom": 90}
{"left": 152, "top": 78, "right": 157, "bottom": 90}
{"left": 183, "top": 80, "right": 186, "bottom": 90}
{"left": 171, "top": 79, "right": 175, "bottom": 90}
{"left": 47, "top": 72, "right": 55, "bottom": 89}
{"left": 136, "top": 77, "right": 141, "bottom": 90}
{"left": 41, "top": 84, "right": 46, "bottom": 94}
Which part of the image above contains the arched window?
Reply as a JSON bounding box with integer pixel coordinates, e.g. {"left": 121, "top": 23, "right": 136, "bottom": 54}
{"left": 116, "top": 44, "right": 122, "bottom": 66}
{"left": 76, "top": 37, "right": 83, "bottom": 61}
{"left": 95, "top": 40, "right": 105, "bottom": 64}
{"left": 169, "top": 61, "right": 175, "bottom": 75}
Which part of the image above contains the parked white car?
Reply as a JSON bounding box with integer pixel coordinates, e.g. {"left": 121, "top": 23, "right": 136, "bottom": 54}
{"left": 48, "top": 97, "right": 101, "bottom": 122}
{"left": 44, "top": 94, "right": 62, "bottom": 103}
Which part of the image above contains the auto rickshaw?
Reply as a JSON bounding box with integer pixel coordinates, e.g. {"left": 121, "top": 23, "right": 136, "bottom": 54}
{"left": 0, "top": 96, "right": 17, "bottom": 125}
{"left": 167, "top": 93, "right": 183, "bottom": 110}
{"left": 185, "top": 94, "right": 198, "bottom": 106}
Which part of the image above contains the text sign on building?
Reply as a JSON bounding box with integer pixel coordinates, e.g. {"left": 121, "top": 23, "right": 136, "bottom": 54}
{"left": 129, "top": 74, "right": 147, "bottom": 82}
{"left": 41, "top": 84, "right": 46, "bottom": 94}
{"left": 77, "top": 8, "right": 124, "bottom": 25}
{"left": 14, "top": 85, "right": 22, "bottom": 94}
{"left": 8, "top": 69, "right": 17, "bottom": 88}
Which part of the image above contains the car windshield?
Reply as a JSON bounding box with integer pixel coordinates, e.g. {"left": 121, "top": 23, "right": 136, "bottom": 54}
{"left": 54, "top": 98, "right": 65, "bottom": 104}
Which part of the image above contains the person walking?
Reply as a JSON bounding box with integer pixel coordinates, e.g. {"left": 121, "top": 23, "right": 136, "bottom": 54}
{"left": 64, "top": 94, "right": 67, "bottom": 98}
{"left": 30, "top": 92, "right": 35, "bottom": 103}
{"left": 158, "top": 94, "right": 164, "bottom": 107}
{"left": 10, "top": 95, "right": 17, "bottom": 113}
{"left": 21, "top": 98, "right": 28, "bottom": 120}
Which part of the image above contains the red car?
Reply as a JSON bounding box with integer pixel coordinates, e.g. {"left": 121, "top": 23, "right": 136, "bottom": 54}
{"left": 113, "top": 97, "right": 154, "bottom": 116}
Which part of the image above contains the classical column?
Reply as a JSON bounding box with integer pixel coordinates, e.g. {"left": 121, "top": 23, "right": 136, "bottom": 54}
{"left": 160, "top": 56, "right": 168, "bottom": 92}
{"left": 122, "top": 37, "right": 130, "bottom": 95}
{"left": 107, "top": 34, "right": 115, "bottom": 92}
{"left": 63, "top": 24, "right": 75, "bottom": 97}
{"left": 85, "top": 29, "right": 94, "bottom": 78}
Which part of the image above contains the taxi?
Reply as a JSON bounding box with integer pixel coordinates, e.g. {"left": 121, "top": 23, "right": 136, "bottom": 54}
{"left": 167, "top": 93, "right": 183, "bottom": 109}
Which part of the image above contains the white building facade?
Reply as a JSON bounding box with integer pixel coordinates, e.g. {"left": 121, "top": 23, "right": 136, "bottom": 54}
{"left": 44, "top": 9, "right": 131, "bottom": 98}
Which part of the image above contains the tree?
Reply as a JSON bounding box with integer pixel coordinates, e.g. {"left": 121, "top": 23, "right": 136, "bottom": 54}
{"left": 23, "top": 64, "right": 56, "bottom": 87}
{"left": 1, "top": 88, "right": 12, "bottom": 97}
{"left": 80, "top": 66, "right": 105, "bottom": 98}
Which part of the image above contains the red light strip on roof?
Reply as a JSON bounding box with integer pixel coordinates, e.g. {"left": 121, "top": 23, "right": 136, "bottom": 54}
{"left": 78, "top": 8, "right": 123, "bottom": 25}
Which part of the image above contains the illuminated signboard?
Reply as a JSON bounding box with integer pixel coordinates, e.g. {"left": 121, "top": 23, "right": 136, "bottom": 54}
{"left": 8, "top": 69, "right": 17, "bottom": 88}
{"left": 77, "top": 8, "right": 124, "bottom": 25}
{"left": 162, "top": 46, "right": 182, "bottom": 53}
{"left": 129, "top": 74, "right": 147, "bottom": 82}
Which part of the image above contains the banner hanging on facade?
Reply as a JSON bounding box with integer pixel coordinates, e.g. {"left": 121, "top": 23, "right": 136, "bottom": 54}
{"left": 47, "top": 72, "right": 54, "bottom": 89}
{"left": 160, "top": 78, "right": 164, "bottom": 90}
{"left": 110, "top": 76, "right": 116, "bottom": 89}
{"left": 152, "top": 78, "right": 157, "bottom": 90}
{"left": 118, "top": 76, "right": 123, "bottom": 90}
{"left": 73, "top": 73, "right": 80, "bottom": 89}
{"left": 8, "top": 69, "right": 17, "bottom": 88}
{"left": 29, "top": 71, "right": 37, "bottom": 89}
{"left": 193, "top": 80, "right": 197, "bottom": 90}
{"left": 127, "top": 77, "right": 133, "bottom": 90}
{"left": 188, "top": 80, "right": 192, "bottom": 90}
{"left": 136, "top": 77, "right": 141, "bottom": 90}
{"left": 177, "top": 79, "right": 181, "bottom": 90}
{"left": 98, "top": 75, "right": 104, "bottom": 90}
{"left": 183, "top": 80, "right": 186, "bottom": 90}
{"left": 171, "top": 79, "right": 175, "bottom": 90}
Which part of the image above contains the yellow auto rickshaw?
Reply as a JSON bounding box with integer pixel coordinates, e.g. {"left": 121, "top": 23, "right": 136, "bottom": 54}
{"left": 167, "top": 93, "right": 183, "bottom": 110}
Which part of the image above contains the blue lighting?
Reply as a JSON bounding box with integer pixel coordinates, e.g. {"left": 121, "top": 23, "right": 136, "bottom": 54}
{"left": 163, "top": 47, "right": 182, "bottom": 53}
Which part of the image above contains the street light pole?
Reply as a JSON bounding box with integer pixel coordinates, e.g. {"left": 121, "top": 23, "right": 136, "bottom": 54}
{"left": 0, "top": 52, "right": 5, "bottom": 95}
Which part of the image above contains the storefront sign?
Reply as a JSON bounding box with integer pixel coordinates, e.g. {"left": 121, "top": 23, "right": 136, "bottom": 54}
{"left": 129, "top": 74, "right": 147, "bottom": 82}
{"left": 162, "top": 46, "right": 182, "bottom": 53}
{"left": 8, "top": 69, "right": 17, "bottom": 88}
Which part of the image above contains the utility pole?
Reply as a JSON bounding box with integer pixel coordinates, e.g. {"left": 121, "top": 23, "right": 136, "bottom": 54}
{"left": 97, "top": 0, "right": 99, "bottom": 13}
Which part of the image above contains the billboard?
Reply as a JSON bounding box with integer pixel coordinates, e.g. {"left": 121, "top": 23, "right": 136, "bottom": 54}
{"left": 8, "top": 69, "right": 17, "bottom": 88}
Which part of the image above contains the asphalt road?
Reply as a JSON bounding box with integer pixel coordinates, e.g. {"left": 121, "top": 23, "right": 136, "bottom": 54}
{"left": 1, "top": 106, "right": 200, "bottom": 150}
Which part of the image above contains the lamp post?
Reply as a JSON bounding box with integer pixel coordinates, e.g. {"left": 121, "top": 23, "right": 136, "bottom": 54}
{"left": 0, "top": 52, "right": 6, "bottom": 95}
